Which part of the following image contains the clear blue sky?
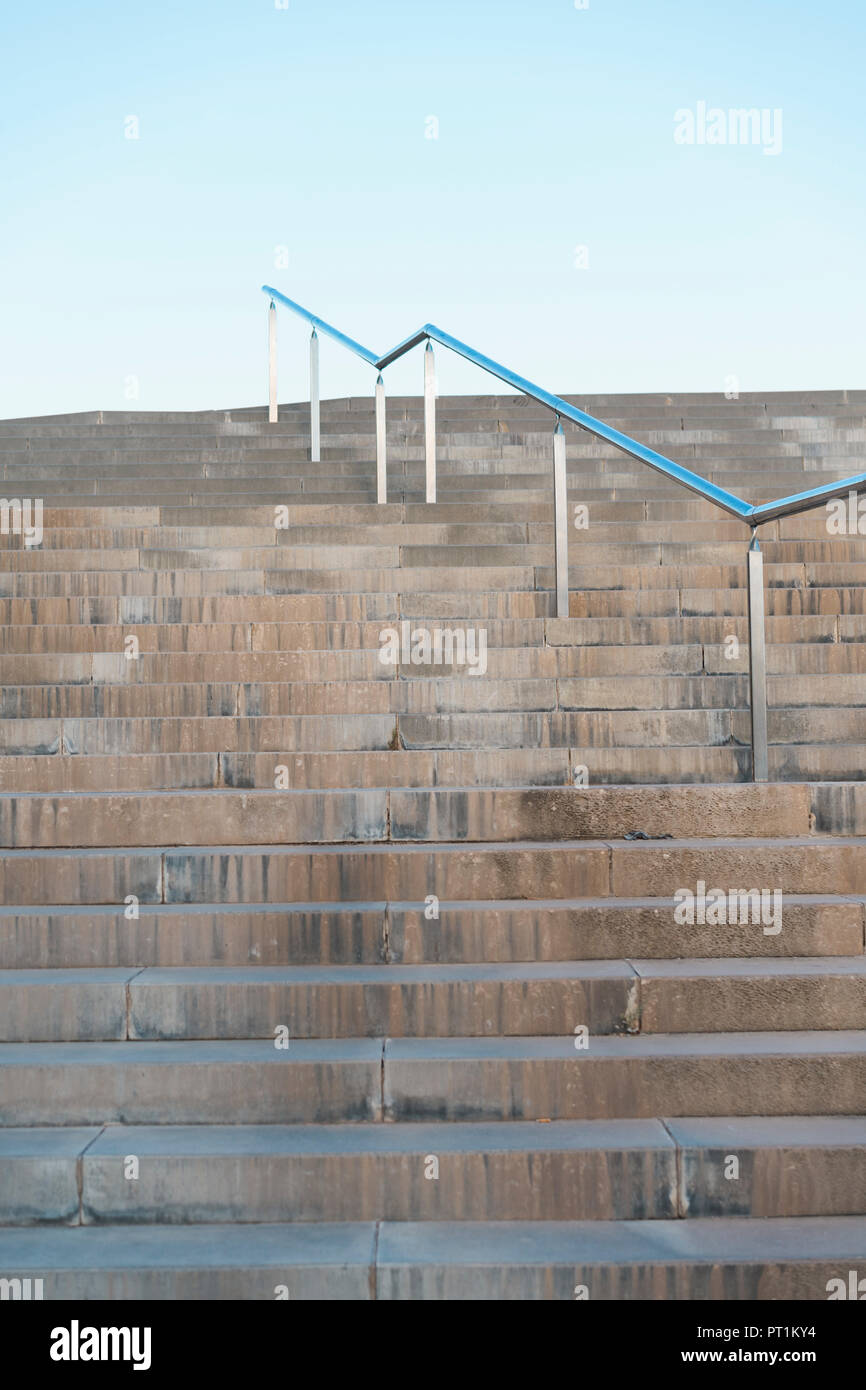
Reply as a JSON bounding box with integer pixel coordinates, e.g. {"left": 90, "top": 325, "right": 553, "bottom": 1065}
{"left": 1, "top": 0, "right": 863, "bottom": 416}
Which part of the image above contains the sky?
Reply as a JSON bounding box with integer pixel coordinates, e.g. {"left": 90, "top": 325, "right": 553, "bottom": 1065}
{"left": 0, "top": 0, "right": 864, "bottom": 417}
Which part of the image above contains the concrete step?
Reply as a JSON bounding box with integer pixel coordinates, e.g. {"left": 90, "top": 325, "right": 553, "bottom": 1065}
{"left": 2, "top": 1032, "right": 865, "bottom": 1125}
{"left": 3, "top": 834, "right": 864, "bottom": 906}
{"left": 0, "top": 1119, "right": 678, "bottom": 1224}
{"left": 1, "top": 895, "right": 856, "bottom": 968}
{"left": 0, "top": 784, "right": 815, "bottom": 848}
{"left": 5, "top": 540, "right": 866, "bottom": 575}
{"left": 382, "top": 1032, "right": 866, "bottom": 1121}
{"left": 0, "top": 749, "right": 572, "bottom": 793}
{"left": 0, "top": 1220, "right": 375, "bottom": 1299}
{"left": 8, "top": 672, "right": 865, "bottom": 720}
{"left": 3, "top": 612, "right": 866, "bottom": 651}
{"left": 374, "top": 1215, "right": 866, "bottom": 1299}
{"left": 0, "top": 961, "right": 639, "bottom": 1041}
{"left": 0, "top": 1039, "right": 384, "bottom": 1124}
{"left": 9, "top": 1211, "right": 856, "bottom": 1300}
{"left": 14, "top": 706, "right": 864, "bottom": 758}
{"left": 3, "top": 1116, "right": 863, "bottom": 1226}
{"left": 566, "top": 744, "right": 866, "bottom": 784}
{"left": 3, "top": 643, "right": 864, "bottom": 685}
{"left": 0, "top": 564, "right": 539, "bottom": 596}
{"left": 0, "top": 645, "right": 728, "bottom": 683}
{"left": 633, "top": 958, "right": 866, "bottom": 1032}
{"left": 2, "top": 744, "right": 856, "bottom": 791}
{"left": 1, "top": 958, "right": 863, "bottom": 1041}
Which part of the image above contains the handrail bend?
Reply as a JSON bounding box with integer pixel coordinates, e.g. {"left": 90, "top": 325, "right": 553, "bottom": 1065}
{"left": 262, "top": 285, "right": 866, "bottom": 526}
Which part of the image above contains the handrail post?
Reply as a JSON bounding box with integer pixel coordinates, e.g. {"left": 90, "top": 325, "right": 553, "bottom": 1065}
{"left": 553, "top": 421, "right": 569, "bottom": 618}
{"left": 747, "top": 529, "right": 769, "bottom": 782}
{"left": 376, "top": 373, "right": 387, "bottom": 505}
{"left": 268, "top": 300, "right": 278, "bottom": 423}
{"left": 310, "top": 328, "right": 320, "bottom": 463}
{"left": 424, "top": 340, "right": 436, "bottom": 503}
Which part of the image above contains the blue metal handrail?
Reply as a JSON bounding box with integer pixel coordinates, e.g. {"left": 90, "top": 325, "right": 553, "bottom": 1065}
{"left": 264, "top": 288, "right": 379, "bottom": 367}
{"left": 262, "top": 284, "right": 866, "bottom": 526}
{"left": 261, "top": 283, "right": 866, "bottom": 783}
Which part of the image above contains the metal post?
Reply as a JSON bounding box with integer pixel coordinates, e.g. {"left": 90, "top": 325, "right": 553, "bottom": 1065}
{"left": 310, "top": 328, "right": 320, "bottom": 463}
{"left": 747, "top": 529, "right": 769, "bottom": 782}
{"left": 268, "top": 300, "right": 278, "bottom": 423}
{"left": 553, "top": 421, "right": 569, "bottom": 618}
{"left": 424, "top": 340, "right": 436, "bottom": 504}
{"left": 376, "top": 374, "right": 387, "bottom": 505}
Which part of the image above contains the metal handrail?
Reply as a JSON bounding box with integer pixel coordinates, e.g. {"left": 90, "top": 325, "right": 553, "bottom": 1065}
{"left": 262, "top": 286, "right": 866, "bottom": 526}
{"left": 261, "top": 284, "right": 866, "bottom": 782}
{"left": 264, "top": 288, "right": 379, "bottom": 366}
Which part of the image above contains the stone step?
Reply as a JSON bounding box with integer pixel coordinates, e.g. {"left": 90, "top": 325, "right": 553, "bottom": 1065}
{"left": 0, "top": 516, "right": 857, "bottom": 556}
{"left": 3, "top": 422, "right": 859, "bottom": 450}
{"left": 0, "top": 744, "right": 861, "bottom": 790}
{"left": 0, "top": 749, "right": 572, "bottom": 792}
{"left": 0, "top": 522, "right": 540, "bottom": 549}
{"left": 0, "top": 708, "right": 750, "bottom": 755}
{"left": 568, "top": 743, "right": 866, "bottom": 784}
{"left": 4, "top": 484, "right": 856, "bottom": 514}
{"left": 0, "top": 564, "right": 539, "bottom": 596}
{"left": 2, "top": 834, "right": 863, "bottom": 906}
{"left": 3, "top": 1115, "right": 864, "bottom": 1226}
{"left": 8, "top": 440, "right": 856, "bottom": 466}
{"left": 7, "top": 672, "right": 866, "bottom": 720}
{"left": 0, "top": 784, "right": 815, "bottom": 848}
{"left": 374, "top": 1215, "right": 866, "bottom": 1299}
{"left": 2, "top": 587, "right": 865, "bottom": 627}
{"left": 6, "top": 442, "right": 862, "bottom": 471}
{"left": 3, "top": 411, "right": 859, "bottom": 439}
{"left": 0, "top": 1220, "right": 375, "bottom": 1299}
{"left": 0, "top": 594, "right": 404, "bottom": 624}
{"left": 4, "top": 613, "right": 866, "bottom": 654}
{"left": 574, "top": 589, "right": 866, "bottom": 618}
{"left": 2, "top": 1032, "right": 865, "bottom": 1125}
{"left": 1, "top": 895, "right": 856, "bottom": 968}
{"left": 4, "top": 643, "right": 865, "bottom": 685}
{"left": 0, "top": 1119, "right": 677, "bottom": 1224}
{"left": 0, "top": 645, "right": 726, "bottom": 684}
{"left": 0, "top": 1039, "right": 384, "bottom": 1124}
{"left": 2, "top": 957, "right": 863, "bottom": 1041}
{"left": 0, "top": 675, "right": 763, "bottom": 720}
{"left": 382, "top": 1032, "right": 866, "bottom": 1121}
{"left": 0, "top": 491, "right": 851, "bottom": 530}
{"left": 402, "top": 707, "right": 866, "bottom": 751}
{"left": 4, "top": 541, "right": 866, "bottom": 575}
{"left": 2, "top": 563, "right": 861, "bottom": 601}
{"left": 634, "top": 958, "right": 866, "bottom": 1032}
{"left": 0, "top": 961, "right": 639, "bottom": 1040}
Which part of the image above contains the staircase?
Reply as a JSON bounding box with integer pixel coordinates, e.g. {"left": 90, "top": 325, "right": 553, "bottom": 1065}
{"left": 0, "top": 391, "right": 864, "bottom": 1300}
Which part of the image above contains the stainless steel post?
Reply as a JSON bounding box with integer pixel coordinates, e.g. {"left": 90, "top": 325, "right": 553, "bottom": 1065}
{"left": 747, "top": 529, "right": 769, "bottom": 782}
{"left": 268, "top": 300, "right": 278, "bottom": 423}
{"left": 553, "top": 421, "right": 569, "bottom": 618}
{"left": 376, "top": 373, "right": 387, "bottom": 505}
{"left": 310, "top": 328, "right": 320, "bottom": 463}
{"left": 424, "top": 341, "right": 436, "bottom": 504}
